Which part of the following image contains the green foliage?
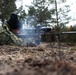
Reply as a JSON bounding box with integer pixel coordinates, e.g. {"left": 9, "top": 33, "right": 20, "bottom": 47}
{"left": 28, "top": 0, "right": 52, "bottom": 27}
{"left": 62, "top": 25, "right": 76, "bottom": 46}
{"left": 58, "top": 5, "right": 71, "bottom": 26}
{"left": 28, "top": 7, "right": 36, "bottom": 16}
{"left": 69, "top": 25, "right": 76, "bottom": 31}
{"left": 0, "top": 0, "right": 26, "bottom": 29}
{"left": 27, "top": 0, "right": 71, "bottom": 29}
{"left": 0, "top": 0, "right": 16, "bottom": 23}
{"left": 16, "top": 5, "right": 26, "bottom": 21}
{"left": 48, "top": 0, "right": 54, "bottom": 3}
{"left": 22, "top": 0, "right": 71, "bottom": 34}
{"left": 65, "top": 34, "right": 76, "bottom": 46}
{"left": 53, "top": 0, "right": 71, "bottom": 32}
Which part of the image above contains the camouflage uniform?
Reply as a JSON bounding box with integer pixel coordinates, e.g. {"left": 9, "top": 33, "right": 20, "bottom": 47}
{"left": 0, "top": 23, "right": 22, "bottom": 45}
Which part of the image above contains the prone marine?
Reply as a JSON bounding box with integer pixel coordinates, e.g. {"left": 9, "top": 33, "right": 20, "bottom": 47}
{"left": 0, "top": 13, "right": 22, "bottom": 45}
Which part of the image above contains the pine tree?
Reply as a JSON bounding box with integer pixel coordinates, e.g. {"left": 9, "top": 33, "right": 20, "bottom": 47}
{"left": 0, "top": 0, "right": 16, "bottom": 25}
{"left": 28, "top": 0, "right": 52, "bottom": 27}
{"left": 27, "top": 0, "right": 71, "bottom": 30}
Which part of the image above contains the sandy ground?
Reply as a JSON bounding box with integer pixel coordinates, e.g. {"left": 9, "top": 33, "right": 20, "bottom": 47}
{"left": 0, "top": 43, "right": 76, "bottom": 75}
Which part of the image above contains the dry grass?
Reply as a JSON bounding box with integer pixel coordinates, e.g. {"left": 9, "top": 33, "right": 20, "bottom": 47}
{"left": 0, "top": 44, "right": 75, "bottom": 75}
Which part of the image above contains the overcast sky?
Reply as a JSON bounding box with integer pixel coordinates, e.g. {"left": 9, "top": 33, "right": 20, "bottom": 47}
{"left": 16, "top": 0, "right": 76, "bottom": 26}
